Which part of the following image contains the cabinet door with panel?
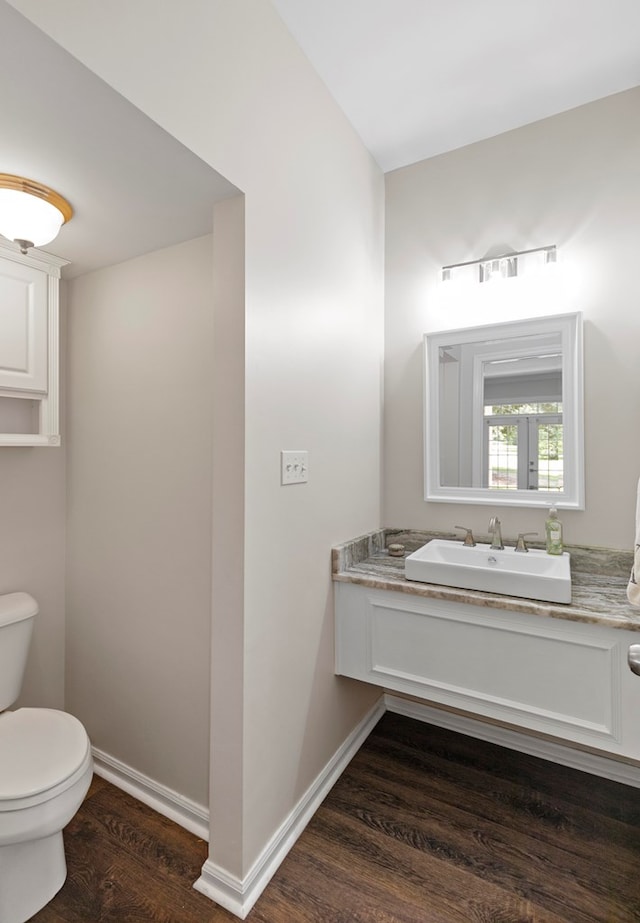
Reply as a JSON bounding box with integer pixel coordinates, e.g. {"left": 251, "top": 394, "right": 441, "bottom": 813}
{"left": 335, "top": 581, "right": 640, "bottom": 763}
{"left": 0, "top": 255, "right": 48, "bottom": 393}
{"left": 0, "top": 242, "right": 68, "bottom": 446}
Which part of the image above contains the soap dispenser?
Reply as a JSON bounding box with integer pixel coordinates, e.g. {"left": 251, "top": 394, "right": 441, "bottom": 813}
{"left": 545, "top": 506, "right": 564, "bottom": 555}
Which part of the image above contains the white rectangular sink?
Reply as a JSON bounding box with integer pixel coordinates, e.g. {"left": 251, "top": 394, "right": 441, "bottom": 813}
{"left": 404, "top": 540, "right": 571, "bottom": 604}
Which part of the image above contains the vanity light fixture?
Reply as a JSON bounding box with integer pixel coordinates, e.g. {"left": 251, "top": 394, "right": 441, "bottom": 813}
{"left": 442, "top": 245, "right": 556, "bottom": 284}
{"left": 478, "top": 255, "right": 518, "bottom": 283}
{"left": 0, "top": 173, "right": 73, "bottom": 254}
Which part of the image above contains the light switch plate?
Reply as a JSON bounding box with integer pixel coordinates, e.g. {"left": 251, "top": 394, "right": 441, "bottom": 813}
{"left": 281, "top": 450, "right": 308, "bottom": 485}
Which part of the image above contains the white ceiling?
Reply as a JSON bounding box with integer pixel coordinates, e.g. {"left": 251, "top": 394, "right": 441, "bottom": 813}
{"left": 3, "top": 1, "right": 640, "bottom": 276}
{"left": 0, "top": 2, "right": 238, "bottom": 278}
{"left": 272, "top": 0, "right": 640, "bottom": 172}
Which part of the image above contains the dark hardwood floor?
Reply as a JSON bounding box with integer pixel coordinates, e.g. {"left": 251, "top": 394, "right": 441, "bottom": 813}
{"left": 31, "top": 712, "right": 640, "bottom": 922}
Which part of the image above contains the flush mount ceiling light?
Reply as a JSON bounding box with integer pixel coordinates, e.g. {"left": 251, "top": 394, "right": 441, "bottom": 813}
{"left": 0, "top": 173, "right": 73, "bottom": 254}
{"left": 442, "top": 245, "right": 556, "bottom": 283}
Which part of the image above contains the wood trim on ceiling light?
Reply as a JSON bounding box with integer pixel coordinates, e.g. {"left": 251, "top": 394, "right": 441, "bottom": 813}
{"left": 0, "top": 173, "right": 73, "bottom": 223}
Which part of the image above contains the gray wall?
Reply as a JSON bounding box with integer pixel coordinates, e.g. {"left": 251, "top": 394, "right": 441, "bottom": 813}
{"left": 384, "top": 87, "right": 640, "bottom": 549}
{"left": 65, "top": 236, "right": 215, "bottom": 806}
{"left": 11, "top": 0, "right": 385, "bottom": 883}
{"left": 6, "top": 303, "right": 66, "bottom": 710}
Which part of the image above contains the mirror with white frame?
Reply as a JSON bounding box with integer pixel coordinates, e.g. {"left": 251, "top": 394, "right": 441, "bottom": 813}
{"left": 424, "top": 312, "right": 584, "bottom": 508}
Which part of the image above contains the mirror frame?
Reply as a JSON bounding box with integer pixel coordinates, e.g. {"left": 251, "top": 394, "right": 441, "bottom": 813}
{"left": 424, "top": 312, "right": 584, "bottom": 509}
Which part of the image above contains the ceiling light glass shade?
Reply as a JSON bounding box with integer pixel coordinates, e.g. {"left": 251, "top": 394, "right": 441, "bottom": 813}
{"left": 0, "top": 174, "right": 73, "bottom": 251}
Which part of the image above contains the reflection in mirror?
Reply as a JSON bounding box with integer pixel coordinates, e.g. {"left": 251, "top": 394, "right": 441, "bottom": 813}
{"left": 425, "top": 313, "right": 584, "bottom": 508}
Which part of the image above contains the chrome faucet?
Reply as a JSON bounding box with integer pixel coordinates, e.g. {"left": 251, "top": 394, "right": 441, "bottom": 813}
{"left": 454, "top": 525, "right": 476, "bottom": 547}
{"left": 515, "top": 532, "right": 539, "bottom": 553}
{"left": 488, "top": 516, "right": 504, "bottom": 550}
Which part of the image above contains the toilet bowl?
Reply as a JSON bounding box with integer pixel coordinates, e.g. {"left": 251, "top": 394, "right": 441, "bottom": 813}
{"left": 0, "top": 594, "right": 93, "bottom": 923}
{"left": 0, "top": 709, "right": 93, "bottom": 923}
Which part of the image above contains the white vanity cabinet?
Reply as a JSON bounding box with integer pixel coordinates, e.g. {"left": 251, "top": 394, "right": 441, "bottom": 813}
{"left": 335, "top": 581, "right": 640, "bottom": 763}
{"left": 0, "top": 243, "right": 67, "bottom": 446}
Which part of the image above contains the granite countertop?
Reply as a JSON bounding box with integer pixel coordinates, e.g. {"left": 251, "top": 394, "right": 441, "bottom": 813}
{"left": 332, "top": 529, "right": 640, "bottom": 632}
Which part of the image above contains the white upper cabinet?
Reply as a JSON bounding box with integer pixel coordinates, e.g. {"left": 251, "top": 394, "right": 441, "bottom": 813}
{"left": 0, "top": 257, "right": 48, "bottom": 393}
{"left": 0, "top": 241, "right": 68, "bottom": 446}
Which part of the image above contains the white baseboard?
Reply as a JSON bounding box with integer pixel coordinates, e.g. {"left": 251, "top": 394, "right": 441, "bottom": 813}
{"left": 193, "top": 699, "right": 386, "bottom": 919}
{"left": 91, "top": 746, "right": 209, "bottom": 841}
{"left": 385, "top": 694, "right": 640, "bottom": 788}
{"left": 96, "top": 694, "right": 640, "bottom": 921}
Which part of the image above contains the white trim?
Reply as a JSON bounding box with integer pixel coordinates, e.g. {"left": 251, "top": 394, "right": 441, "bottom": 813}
{"left": 97, "top": 692, "right": 640, "bottom": 921}
{"left": 193, "top": 699, "right": 386, "bottom": 919}
{"left": 0, "top": 238, "right": 68, "bottom": 274}
{"left": 424, "top": 312, "right": 584, "bottom": 509}
{"left": 91, "top": 746, "right": 209, "bottom": 841}
{"left": 384, "top": 694, "right": 640, "bottom": 788}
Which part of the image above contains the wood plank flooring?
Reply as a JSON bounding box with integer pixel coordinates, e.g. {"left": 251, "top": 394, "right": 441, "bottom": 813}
{"left": 31, "top": 712, "right": 640, "bottom": 922}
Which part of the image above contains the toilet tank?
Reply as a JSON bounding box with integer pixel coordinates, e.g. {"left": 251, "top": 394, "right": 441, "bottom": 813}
{"left": 0, "top": 592, "right": 38, "bottom": 710}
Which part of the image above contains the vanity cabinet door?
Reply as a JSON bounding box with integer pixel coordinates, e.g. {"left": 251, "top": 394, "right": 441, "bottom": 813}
{"left": 335, "top": 582, "right": 640, "bottom": 761}
{"left": 0, "top": 255, "right": 48, "bottom": 394}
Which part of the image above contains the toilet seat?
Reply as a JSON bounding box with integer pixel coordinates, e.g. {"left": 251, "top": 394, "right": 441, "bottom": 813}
{"left": 0, "top": 708, "right": 90, "bottom": 810}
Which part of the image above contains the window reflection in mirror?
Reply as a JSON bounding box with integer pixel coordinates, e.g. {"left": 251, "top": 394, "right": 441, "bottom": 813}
{"left": 425, "top": 313, "right": 584, "bottom": 508}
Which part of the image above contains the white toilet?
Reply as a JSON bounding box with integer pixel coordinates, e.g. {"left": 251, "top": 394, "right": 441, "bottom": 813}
{"left": 0, "top": 592, "right": 93, "bottom": 923}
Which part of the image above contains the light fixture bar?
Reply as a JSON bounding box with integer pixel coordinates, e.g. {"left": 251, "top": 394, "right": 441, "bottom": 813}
{"left": 442, "top": 244, "right": 556, "bottom": 279}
